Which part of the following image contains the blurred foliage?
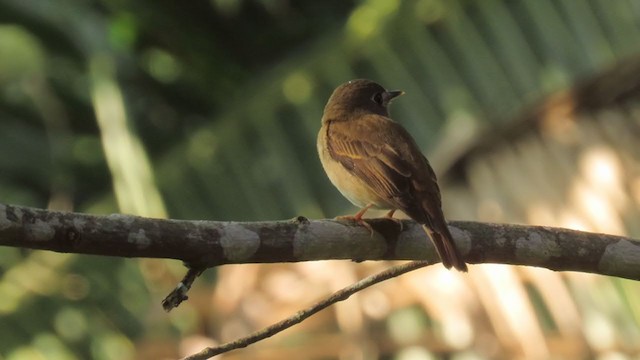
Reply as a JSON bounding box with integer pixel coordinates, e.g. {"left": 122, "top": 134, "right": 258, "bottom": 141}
{"left": 2, "top": 0, "right": 640, "bottom": 359}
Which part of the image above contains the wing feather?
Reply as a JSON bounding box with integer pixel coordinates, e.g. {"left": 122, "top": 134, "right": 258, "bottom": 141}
{"left": 326, "top": 116, "right": 415, "bottom": 206}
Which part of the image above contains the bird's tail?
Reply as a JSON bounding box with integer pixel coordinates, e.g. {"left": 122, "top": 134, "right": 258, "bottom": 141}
{"left": 422, "top": 225, "right": 468, "bottom": 272}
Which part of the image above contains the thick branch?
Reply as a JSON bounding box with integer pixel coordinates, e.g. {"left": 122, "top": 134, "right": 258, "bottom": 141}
{"left": 0, "top": 203, "right": 638, "bottom": 280}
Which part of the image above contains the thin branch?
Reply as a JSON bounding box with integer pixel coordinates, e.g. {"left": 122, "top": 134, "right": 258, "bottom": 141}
{"left": 161, "top": 266, "right": 204, "bottom": 311}
{"left": 182, "top": 260, "right": 431, "bottom": 360}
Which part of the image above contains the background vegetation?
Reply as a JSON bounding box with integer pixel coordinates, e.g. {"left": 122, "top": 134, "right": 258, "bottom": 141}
{"left": 1, "top": 0, "right": 640, "bottom": 358}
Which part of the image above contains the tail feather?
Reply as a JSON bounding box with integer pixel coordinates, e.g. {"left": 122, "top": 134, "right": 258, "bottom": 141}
{"left": 422, "top": 225, "right": 468, "bottom": 272}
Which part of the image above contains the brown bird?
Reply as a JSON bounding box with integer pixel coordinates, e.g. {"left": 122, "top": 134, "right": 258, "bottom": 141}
{"left": 317, "top": 79, "right": 467, "bottom": 271}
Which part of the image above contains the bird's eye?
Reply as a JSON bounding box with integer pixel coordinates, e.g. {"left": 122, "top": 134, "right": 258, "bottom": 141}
{"left": 372, "top": 92, "right": 383, "bottom": 105}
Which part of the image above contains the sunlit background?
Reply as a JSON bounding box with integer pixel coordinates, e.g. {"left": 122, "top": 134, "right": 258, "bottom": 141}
{"left": 1, "top": 0, "right": 640, "bottom": 359}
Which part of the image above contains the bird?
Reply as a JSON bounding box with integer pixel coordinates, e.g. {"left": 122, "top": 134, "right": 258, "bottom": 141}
{"left": 317, "top": 79, "right": 468, "bottom": 272}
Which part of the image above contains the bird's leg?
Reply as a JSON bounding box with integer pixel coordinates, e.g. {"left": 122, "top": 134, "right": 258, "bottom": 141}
{"left": 336, "top": 204, "right": 375, "bottom": 235}
{"left": 384, "top": 209, "right": 404, "bottom": 231}
{"left": 353, "top": 204, "right": 373, "bottom": 220}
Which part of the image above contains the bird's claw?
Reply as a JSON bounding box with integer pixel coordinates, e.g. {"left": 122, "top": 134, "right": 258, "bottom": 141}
{"left": 335, "top": 215, "right": 375, "bottom": 237}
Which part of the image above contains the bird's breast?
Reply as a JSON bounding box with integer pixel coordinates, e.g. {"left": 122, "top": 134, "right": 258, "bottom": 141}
{"left": 317, "top": 125, "right": 393, "bottom": 210}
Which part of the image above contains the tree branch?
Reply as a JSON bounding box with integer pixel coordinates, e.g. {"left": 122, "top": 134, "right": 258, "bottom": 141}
{"left": 2, "top": 202, "right": 640, "bottom": 358}
{"left": 182, "top": 260, "right": 431, "bottom": 360}
{"left": 1, "top": 203, "right": 639, "bottom": 280}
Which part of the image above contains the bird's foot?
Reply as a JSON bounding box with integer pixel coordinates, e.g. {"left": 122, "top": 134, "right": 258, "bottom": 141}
{"left": 335, "top": 214, "right": 375, "bottom": 236}
{"left": 336, "top": 204, "right": 375, "bottom": 236}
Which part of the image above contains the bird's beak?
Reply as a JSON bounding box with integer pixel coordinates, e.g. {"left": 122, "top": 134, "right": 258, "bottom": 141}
{"left": 383, "top": 90, "right": 404, "bottom": 105}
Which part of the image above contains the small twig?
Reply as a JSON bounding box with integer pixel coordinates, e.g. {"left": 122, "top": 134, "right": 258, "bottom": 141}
{"left": 162, "top": 267, "right": 204, "bottom": 311}
{"left": 181, "top": 260, "right": 431, "bottom": 360}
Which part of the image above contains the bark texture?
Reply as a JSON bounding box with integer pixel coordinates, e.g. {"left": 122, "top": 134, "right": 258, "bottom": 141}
{"left": 0, "top": 203, "right": 638, "bottom": 280}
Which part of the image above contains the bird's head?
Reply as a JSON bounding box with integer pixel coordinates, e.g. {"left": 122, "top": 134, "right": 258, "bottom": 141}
{"left": 323, "top": 79, "right": 404, "bottom": 121}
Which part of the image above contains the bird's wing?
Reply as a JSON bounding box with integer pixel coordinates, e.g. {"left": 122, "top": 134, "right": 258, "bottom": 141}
{"left": 326, "top": 115, "right": 420, "bottom": 207}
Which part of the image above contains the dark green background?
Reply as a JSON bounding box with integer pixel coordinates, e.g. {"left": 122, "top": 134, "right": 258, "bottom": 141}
{"left": 1, "top": 0, "right": 640, "bottom": 359}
